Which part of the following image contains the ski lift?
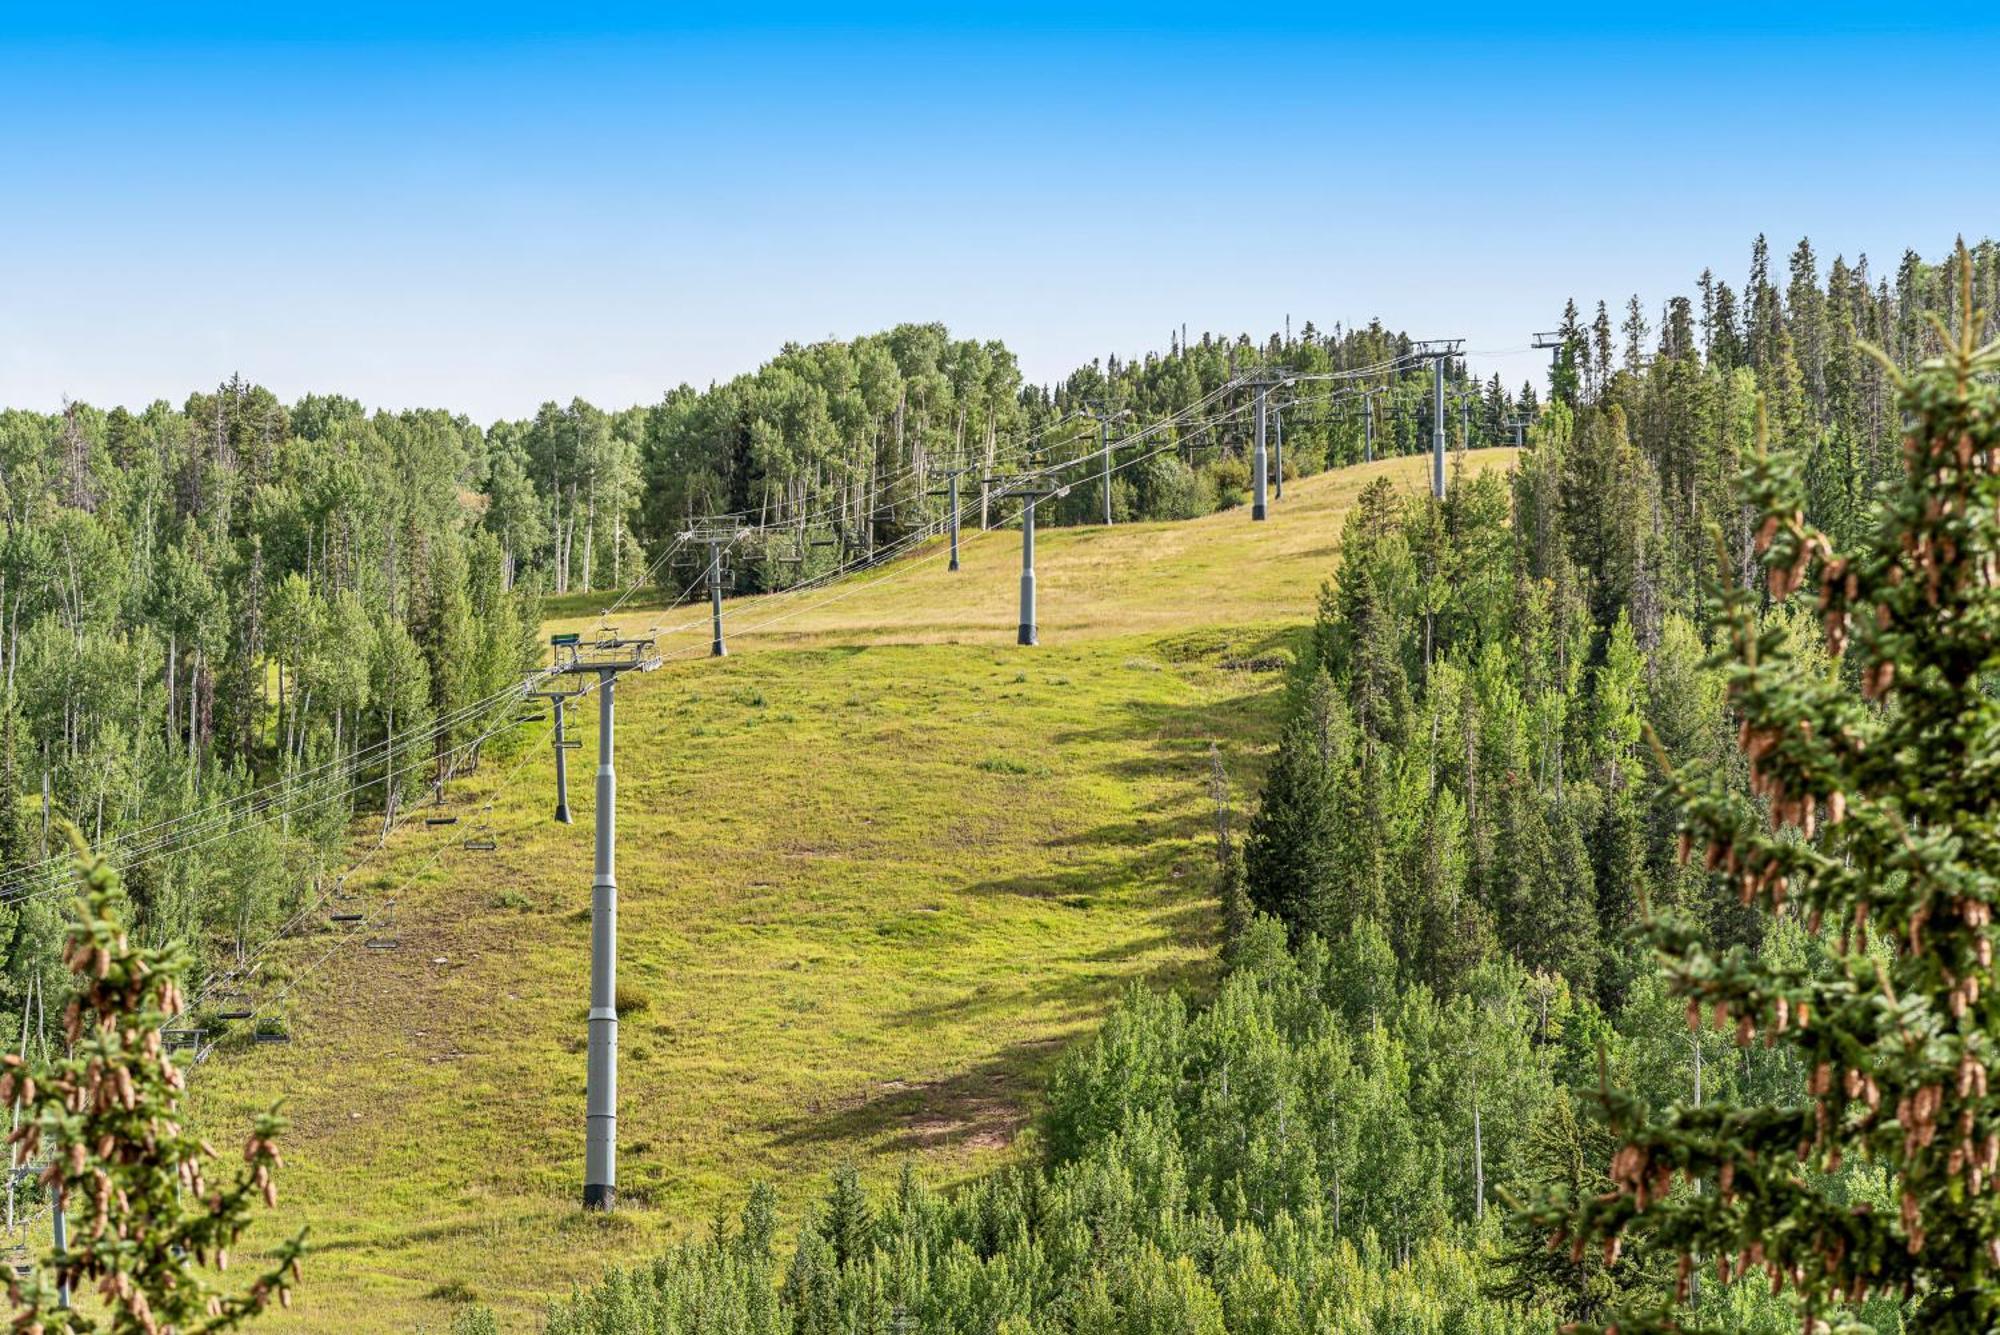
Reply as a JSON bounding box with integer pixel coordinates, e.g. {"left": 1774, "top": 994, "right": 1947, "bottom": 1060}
{"left": 330, "top": 912, "right": 363, "bottom": 924}
{"left": 555, "top": 738, "right": 582, "bottom": 750}
{"left": 214, "top": 1009, "right": 253, "bottom": 1021}
{"left": 516, "top": 711, "right": 548, "bottom": 722}
{"left": 425, "top": 815, "right": 459, "bottom": 826}
{"left": 253, "top": 1026, "right": 291, "bottom": 1045}
{"left": 463, "top": 838, "right": 497, "bottom": 852}
{"left": 163, "top": 1027, "right": 206, "bottom": 1052}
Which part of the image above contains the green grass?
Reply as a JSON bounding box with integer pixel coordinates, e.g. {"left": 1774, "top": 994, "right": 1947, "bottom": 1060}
{"left": 190, "top": 451, "right": 1512, "bottom": 1332}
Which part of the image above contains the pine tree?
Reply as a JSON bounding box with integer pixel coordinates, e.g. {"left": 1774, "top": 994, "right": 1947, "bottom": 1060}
{"left": 1489, "top": 1095, "right": 1649, "bottom": 1322}
{"left": 783, "top": 1223, "right": 841, "bottom": 1335}
{"left": 822, "top": 1160, "right": 875, "bottom": 1270}
{"left": 1244, "top": 672, "right": 1349, "bottom": 940}
{"left": 1538, "top": 248, "right": 2000, "bottom": 1333}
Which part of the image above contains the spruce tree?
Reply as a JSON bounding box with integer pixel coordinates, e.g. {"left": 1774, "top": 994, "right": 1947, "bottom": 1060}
{"left": 1244, "top": 671, "right": 1348, "bottom": 940}
{"left": 1489, "top": 1095, "right": 1646, "bottom": 1322}
{"left": 821, "top": 1160, "right": 875, "bottom": 1270}
{"left": 1536, "top": 249, "right": 2000, "bottom": 1333}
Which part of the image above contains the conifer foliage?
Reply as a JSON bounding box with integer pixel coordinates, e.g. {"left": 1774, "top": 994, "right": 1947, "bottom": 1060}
{"left": 4, "top": 837, "right": 302, "bottom": 1333}
{"left": 1540, "top": 248, "right": 2000, "bottom": 1332}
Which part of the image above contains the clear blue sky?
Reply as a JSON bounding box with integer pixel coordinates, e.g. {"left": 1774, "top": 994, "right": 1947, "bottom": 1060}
{"left": 3, "top": 3, "right": 1996, "bottom": 422}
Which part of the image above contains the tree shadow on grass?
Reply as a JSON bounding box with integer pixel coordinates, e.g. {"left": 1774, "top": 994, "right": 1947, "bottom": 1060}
{"left": 760, "top": 1037, "right": 1059, "bottom": 1156}
{"left": 884, "top": 932, "right": 1213, "bottom": 1032}
{"left": 948, "top": 812, "right": 1208, "bottom": 904}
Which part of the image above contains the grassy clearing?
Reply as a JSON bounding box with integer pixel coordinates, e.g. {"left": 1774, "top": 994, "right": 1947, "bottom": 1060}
{"left": 190, "top": 451, "right": 1511, "bottom": 1332}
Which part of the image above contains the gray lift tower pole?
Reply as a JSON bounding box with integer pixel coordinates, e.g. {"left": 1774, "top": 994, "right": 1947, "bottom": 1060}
{"left": 1411, "top": 341, "right": 1464, "bottom": 501}
{"left": 927, "top": 465, "right": 971, "bottom": 571}
{"left": 1253, "top": 385, "right": 1268, "bottom": 519}
{"left": 1271, "top": 397, "right": 1285, "bottom": 501}
{"left": 552, "top": 628, "right": 661, "bottom": 1212}
{"left": 536, "top": 687, "right": 583, "bottom": 823}
{"left": 707, "top": 541, "right": 725, "bottom": 655}
{"left": 989, "top": 475, "right": 1061, "bottom": 645}
{"left": 1242, "top": 368, "right": 1291, "bottom": 521}
{"left": 1363, "top": 390, "right": 1375, "bottom": 464}
{"left": 1082, "top": 402, "right": 1131, "bottom": 526}
{"left": 680, "top": 521, "right": 748, "bottom": 658}
{"left": 948, "top": 470, "right": 961, "bottom": 570}
{"left": 1020, "top": 497, "right": 1038, "bottom": 643}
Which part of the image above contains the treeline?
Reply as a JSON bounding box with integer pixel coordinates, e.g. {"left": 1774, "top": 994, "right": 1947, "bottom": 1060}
{"left": 0, "top": 384, "right": 544, "bottom": 1021}
{"left": 0, "top": 312, "right": 1491, "bottom": 1017}
{"left": 530, "top": 234, "right": 1993, "bottom": 1332}
{"left": 633, "top": 319, "right": 1496, "bottom": 593}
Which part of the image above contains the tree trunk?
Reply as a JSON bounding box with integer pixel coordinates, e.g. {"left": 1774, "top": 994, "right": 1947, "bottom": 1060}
{"left": 1471, "top": 1074, "right": 1485, "bottom": 1222}
{"left": 583, "top": 474, "right": 597, "bottom": 591}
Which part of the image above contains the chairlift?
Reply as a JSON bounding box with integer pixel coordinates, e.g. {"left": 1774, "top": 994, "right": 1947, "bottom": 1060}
{"left": 253, "top": 1029, "right": 291, "bottom": 1045}
{"left": 425, "top": 815, "right": 459, "bottom": 826}
{"left": 214, "top": 1009, "right": 254, "bottom": 1021}
{"left": 163, "top": 1028, "right": 206, "bottom": 1052}
{"left": 463, "top": 838, "right": 497, "bottom": 852}
{"left": 555, "top": 738, "right": 583, "bottom": 750}
{"left": 516, "top": 711, "right": 548, "bottom": 722}
{"left": 330, "top": 912, "right": 364, "bottom": 924}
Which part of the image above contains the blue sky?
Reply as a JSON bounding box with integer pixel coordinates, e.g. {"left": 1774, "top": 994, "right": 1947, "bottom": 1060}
{"left": 3, "top": 4, "right": 1996, "bottom": 421}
